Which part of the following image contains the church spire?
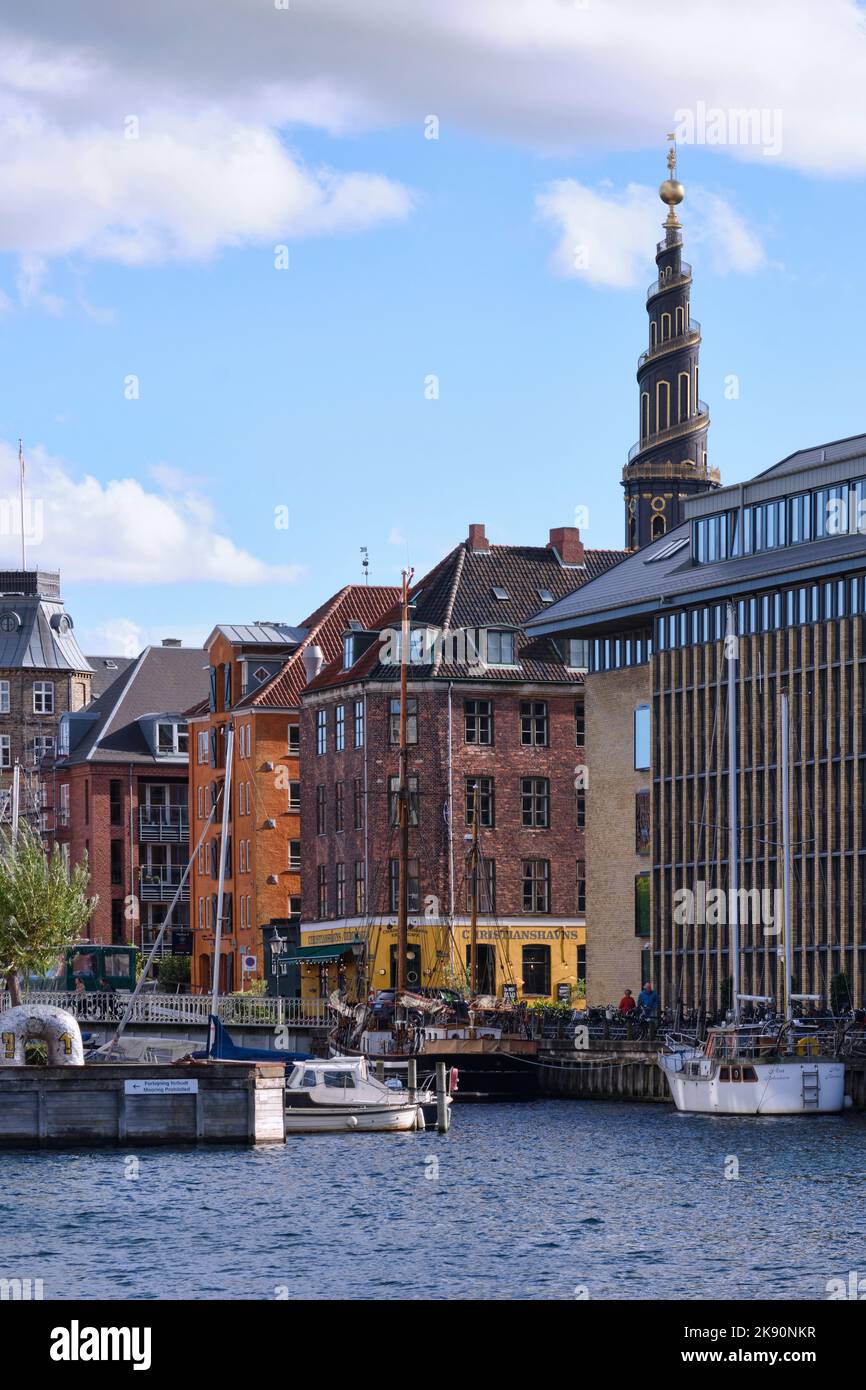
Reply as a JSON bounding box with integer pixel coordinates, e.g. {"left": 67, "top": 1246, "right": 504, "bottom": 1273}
{"left": 622, "top": 137, "right": 719, "bottom": 549}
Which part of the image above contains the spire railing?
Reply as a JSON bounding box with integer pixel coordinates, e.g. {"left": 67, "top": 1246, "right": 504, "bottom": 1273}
{"left": 647, "top": 264, "right": 691, "bottom": 300}
{"left": 627, "top": 401, "right": 710, "bottom": 464}
{"left": 638, "top": 321, "right": 700, "bottom": 368}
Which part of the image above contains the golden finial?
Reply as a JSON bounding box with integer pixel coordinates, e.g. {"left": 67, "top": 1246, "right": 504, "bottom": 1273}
{"left": 659, "top": 132, "right": 684, "bottom": 229}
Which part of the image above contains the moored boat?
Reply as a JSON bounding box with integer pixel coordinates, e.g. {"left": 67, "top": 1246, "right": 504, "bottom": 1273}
{"left": 284, "top": 1056, "right": 438, "bottom": 1133}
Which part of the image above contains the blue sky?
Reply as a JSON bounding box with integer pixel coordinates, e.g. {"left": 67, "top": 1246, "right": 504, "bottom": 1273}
{"left": 3, "top": 0, "right": 866, "bottom": 652}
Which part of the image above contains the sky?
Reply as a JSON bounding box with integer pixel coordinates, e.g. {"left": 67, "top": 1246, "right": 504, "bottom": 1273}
{"left": 3, "top": 0, "right": 866, "bottom": 654}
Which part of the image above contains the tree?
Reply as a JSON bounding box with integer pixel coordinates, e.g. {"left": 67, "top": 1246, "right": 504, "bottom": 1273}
{"left": 0, "top": 824, "right": 97, "bottom": 1005}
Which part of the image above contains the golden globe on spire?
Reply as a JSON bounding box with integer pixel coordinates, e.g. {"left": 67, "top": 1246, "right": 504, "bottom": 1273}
{"left": 659, "top": 132, "right": 684, "bottom": 228}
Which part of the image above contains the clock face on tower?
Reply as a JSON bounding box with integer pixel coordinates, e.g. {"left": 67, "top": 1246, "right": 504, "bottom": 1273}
{"left": 0, "top": 611, "right": 20, "bottom": 633}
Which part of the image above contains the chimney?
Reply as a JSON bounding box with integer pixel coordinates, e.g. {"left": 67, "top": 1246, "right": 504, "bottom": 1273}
{"left": 302, "top": 643, "right": 325, "bottom": 684}
{"left": 162, "top": 638, "right": 182, "bottom": 647}
{"left": 467, "top": 523, "right": 489, "bottom": 552}
{"left": 548, "top": 526, "right": 585, "bottom": 567}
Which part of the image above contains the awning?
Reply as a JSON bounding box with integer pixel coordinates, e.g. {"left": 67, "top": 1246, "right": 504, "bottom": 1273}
{"left": 283, "top": 940, "right": 363, "bottom": 965}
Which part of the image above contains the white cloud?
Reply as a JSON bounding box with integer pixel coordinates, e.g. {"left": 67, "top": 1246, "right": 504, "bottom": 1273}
{"left": 0, "top": 440, "right": 304, "bottom": 586}
{"left": 80, "top": 617, "right": 207, "bottom": 657}
{"left": 536, "top": 180, "right": 765, "bottom": 288}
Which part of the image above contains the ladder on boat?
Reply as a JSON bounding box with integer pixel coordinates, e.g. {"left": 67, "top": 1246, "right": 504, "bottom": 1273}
{"left": 801, "top": 1067, "right": 820, "bottom": 1109}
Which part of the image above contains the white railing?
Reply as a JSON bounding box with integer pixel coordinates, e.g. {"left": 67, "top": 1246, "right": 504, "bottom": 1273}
{"left": 0, "top": 991, "right": 332, "bottom": 1028}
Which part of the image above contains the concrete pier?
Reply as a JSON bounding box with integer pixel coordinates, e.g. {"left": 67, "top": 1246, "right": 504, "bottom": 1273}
{"left": 0, "top": 1062, "right": 286, "bottom": 1148}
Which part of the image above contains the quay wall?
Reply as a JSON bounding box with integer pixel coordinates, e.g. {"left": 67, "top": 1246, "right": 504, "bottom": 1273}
{"left": 0, "top": 1062, "right": 286, "bottom": 1148}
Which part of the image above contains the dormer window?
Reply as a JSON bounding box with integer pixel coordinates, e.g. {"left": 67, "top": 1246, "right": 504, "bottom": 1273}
{"left": 155, "top": 720, "right": 189, "bottom": 756}
{"left": 568, "top": 639, "right": 590, "bottom": 671}
{"left": 483, "top": 630, "right": 516, "bottom": 666}
{"left": 343, "top": 634, "right": 355, "bottom": 669}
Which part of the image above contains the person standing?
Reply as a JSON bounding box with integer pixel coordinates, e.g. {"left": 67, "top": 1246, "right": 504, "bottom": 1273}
{"left": 637, "top": 981, "right": 659, "bottom": 1018}
{"left": 619, "top": 988, "right": 636, "bottom": 1013}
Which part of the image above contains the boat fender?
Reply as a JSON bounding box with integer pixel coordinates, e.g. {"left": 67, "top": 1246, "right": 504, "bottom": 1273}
{"left": 347, "top": 1115, "right": 358, "bottom": 1129}
{"left": 0, "top": 1004, "right": 84, "bottom": 1066}
{"left": 844, "top": 1095, "right": 854, "bottom": 1109}
{"left": 795, "top": 1036, "right": 819, "bottom": 1057}
{"left": 449, "top": 1067, "right": 459, "bottom": 1094}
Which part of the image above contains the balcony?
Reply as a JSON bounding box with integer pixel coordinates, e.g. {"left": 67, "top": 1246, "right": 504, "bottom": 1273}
{"left": 139, "top": 806, "right": 189, "bottom": 843}
{"left": 140, "top": 868, "right": 190, "bottom": 903}
{"left": 626, "top": 402, "right": 710, "bottom": 465}
{"left": 646, "top": 263, "right": 691, "bottom": 301}
{"left": 638, "top": 322, "right": 700, "bottom": 369}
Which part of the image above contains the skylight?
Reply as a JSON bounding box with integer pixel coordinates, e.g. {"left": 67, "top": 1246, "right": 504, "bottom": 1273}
{"left": 492, "top": 586, "right": 510, "bottom": 600}
{"left": 537, "top": 588, "right": 555, "bottom": 604}
{"left": 645, "top": 537, "right": 689, "bottom": 563}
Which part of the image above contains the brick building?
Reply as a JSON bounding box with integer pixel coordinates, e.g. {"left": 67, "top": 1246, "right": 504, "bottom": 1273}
{"left": 299, "top": 523, "right": 623, "bottom": 1004}
{"left": 187, "top": 586, "right": 398, "bottom": 996}
{"left": 0, "top": 569, "right": 93, "bottom": 828}
{"left": 47, "top": 642, "right": 207, "bottom": 950}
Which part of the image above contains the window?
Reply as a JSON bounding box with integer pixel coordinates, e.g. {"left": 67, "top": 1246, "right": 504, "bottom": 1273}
{"left": 335, "top": 704, "right": 345, "bottom": 752}
{"left": 197, "top": 730, "right": 208, "bottom": 764}
{"left": 288, "top": 780, "right": 301, "bottom": 813}
{"left": 522, "top": 859, "right": 550, "bottom": 913}
{"left": 575, "top": 861, "right": 586, "bottom": 915}
{"left": 485, "top": 630, "right": 516, "bottom": 665}
{"left": 635, "top": 873, "right": 650, "bottom": 937}
{"left": 634, "top": 704, "right": 651, "bottom": 771}
{"left": 33, "top": 681, "right": 54, "bottom": 714}
{"left": 354, "top": 860, "right": 366, "bottom": 915}
{"left": 110, "top": 779, "right": 122, "bottom": 826}
{"left": 289, "top": 840, "right": 301, "bottom": 871}
{"left": 316, "top": 785, "right": 326, "bottom": 835}
{"left": 58, "top": 782, "right": 69, "bottom": 825}
{"left": 464, "top": 699, "right": 492, "bottom": 745}
{"left": 635, "top": 790, "right": 651, "bottom": 855}
{"left": 353, "top": 699, "right": 365, "bottom": 748}
{"left": 110, "top": 840, "right": 123, "bottom": 887}
{"left": 568, "top": 639, "right": 590, "bottom": 671}
{"left": 316, "top": 709, "right": 327, "bottom": 756}
{"left": 574, "top": 699, "right": 585, "bottom": 747}
{"left": 0, "top": 680, "right": 9, "bottom": 713}
{"left": 521, "top": 777, "right": 550, "bottom": 828}
{"left": 389, "top": 858, "right": 420, "bottom": 913}
{"left": 520, "top": 701, "right": 548, "bottom": 747}
{"left": 335, "top": 863, "right": 346, "bottom": 917}
{"left": 522, "top": 945, "right": 551, "bottom": 996}
{"left": 156, "top": 720, "right": 187, "bottom": 755}
{"left": 466, "top": 859, "right": 496, "bottom": 913}
{"left": 32, "top": 735, "right": 54, "bottom": 763}
{"left": 389, "top": 696, "right": 418, "bottom": 744}
{"left": 317, "top": 865, "right": 329, "bottom": 919}
{"left": 335, "top": 780, "right": 344, "bottom": 832}
{"left": 389, "top": 774, "right": 419, "bottom": 827}
{"left": 465, "top": 776, "right": 494, "bottom": 828}
{"left": 288, "top": 723, "right": 300, "bottom": 755}
{"left": 0, "top": 734, "right": 10, "bottom": 769}
{"left": 353, "top": 777, "right": 363, "bottom": 830}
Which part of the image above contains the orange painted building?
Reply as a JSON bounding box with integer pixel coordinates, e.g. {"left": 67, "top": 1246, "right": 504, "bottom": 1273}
{"left": 188, "top": 587, "right": 397, "bottom": 994}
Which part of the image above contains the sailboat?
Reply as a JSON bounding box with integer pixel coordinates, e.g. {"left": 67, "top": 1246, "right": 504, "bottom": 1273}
{"left": 659, "top": 605, "right": 846, "bottom": 1115}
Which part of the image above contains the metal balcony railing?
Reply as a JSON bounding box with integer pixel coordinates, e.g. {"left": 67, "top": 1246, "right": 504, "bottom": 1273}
{"left": 647, "top": 263, "right": 691, "bottom": 300}
{"left": 139, "top": 806, "right": 190, "bottom": 843}
{"left": 627, "top": 402, "right": 710, "bottom": 464}
{"left": 3, "top": 990, "right": 333, "bottom": 1028}
{"left": 140, "top": 868, "right": 190, "bottom": 902}
{"left": 638, "top": 322, "right": 700, "bottom": 368}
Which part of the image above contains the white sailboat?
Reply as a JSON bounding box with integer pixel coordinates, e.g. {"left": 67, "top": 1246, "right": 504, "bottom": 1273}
{"left": 659, "top": 605, "right": 846, "bottom": 1115}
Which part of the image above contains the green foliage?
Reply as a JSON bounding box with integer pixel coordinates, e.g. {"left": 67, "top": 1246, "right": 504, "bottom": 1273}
{"left": 830, "top": 972, "right": 852, "bottom": 1014}
{"left": 0, "top": 823, "right": 97, "bottom": 996}
{"left": 156, "top": 954, "right": 191, "bottom": 988}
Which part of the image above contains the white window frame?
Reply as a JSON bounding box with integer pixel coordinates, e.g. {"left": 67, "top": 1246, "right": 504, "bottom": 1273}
{"left": 0, "top": 680, "right": 9, "bottom": 714}
{"left": 33, "top": 681, "right": 54, "bottom": 715}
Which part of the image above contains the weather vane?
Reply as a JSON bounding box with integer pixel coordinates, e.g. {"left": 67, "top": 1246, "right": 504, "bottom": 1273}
{"left": 360, "top": 545, "right": 369, "bottom": 584}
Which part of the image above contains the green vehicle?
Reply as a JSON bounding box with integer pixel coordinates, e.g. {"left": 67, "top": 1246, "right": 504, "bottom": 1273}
{"left": 56, "top": 944, "right": 139, "bottom": 993}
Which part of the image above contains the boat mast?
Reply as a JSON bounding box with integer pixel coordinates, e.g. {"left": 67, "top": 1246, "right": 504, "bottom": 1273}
{"left": 725, "top": 602, "right": 740, "bottom": 1023}
{"left": 468, "top": 782, "right": 479, "bottom": 994}
{"left": 210, "top": 724, "right": 235, "bottom": 1016}
{"left": 395, "top": 569, "right": 414, "bottom": 1011}
{"left": 780, "top": 690, "right": 793, "bottom": 1022}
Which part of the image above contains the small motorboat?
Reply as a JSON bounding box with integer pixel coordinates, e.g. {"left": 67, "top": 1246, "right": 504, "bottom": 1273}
{"left": 285, "top": 1056, "right": 438, "bottom": 1133}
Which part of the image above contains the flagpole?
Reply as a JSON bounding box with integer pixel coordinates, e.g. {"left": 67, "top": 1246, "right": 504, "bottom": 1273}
{"left": 18, "top": 439, "right": 26, "bottom": 570}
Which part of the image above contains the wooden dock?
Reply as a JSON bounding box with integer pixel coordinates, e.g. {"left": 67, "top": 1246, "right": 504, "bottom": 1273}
{"left": 0, "top": 1062, "right": 286, "bottom": 1147}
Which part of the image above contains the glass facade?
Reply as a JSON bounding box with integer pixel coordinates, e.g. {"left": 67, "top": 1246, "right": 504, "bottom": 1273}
{"left": 691, "top": 478, "right": 866, "bottom": 566}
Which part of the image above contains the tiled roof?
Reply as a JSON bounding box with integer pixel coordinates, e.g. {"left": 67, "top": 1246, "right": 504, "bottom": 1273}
{"left": 307, "top": 536, "right": 625, "bottom": 691}
{"left": 86, "top": 654, "right": 136, "bottom": 700}
{"left": 241, "top": 585, "right": 400, "bottom": 710}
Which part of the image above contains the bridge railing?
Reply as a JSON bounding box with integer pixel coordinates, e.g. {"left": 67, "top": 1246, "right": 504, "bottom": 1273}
{"left": 0, "top": 991, "right": 332, "bottom": 1028}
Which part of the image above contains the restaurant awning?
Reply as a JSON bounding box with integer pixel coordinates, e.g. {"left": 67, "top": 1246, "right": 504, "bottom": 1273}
{"left": 283, "top": 940, "right": 363, "bottom": 965}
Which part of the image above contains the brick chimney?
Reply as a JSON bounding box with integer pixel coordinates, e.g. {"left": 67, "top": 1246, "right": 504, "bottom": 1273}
{"left": 467, "top": 523, "right": 490, "bottom": 552}
{"left": 547, "top": 526, "right": 585, "bottom": 566}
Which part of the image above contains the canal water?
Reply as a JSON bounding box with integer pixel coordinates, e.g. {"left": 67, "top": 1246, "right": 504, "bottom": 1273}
{"left": 5, "top": 1100, "right": 866, "bottom": 1300}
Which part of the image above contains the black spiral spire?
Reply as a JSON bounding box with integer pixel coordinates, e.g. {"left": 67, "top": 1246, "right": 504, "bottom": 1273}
{"left": 622, "top": 138, "right": 719, "bottom": 549}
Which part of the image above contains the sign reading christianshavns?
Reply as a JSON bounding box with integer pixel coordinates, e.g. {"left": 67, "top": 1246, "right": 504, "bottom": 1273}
{"left": 124, "top": 1078, "right": 198, "bottom": 1095}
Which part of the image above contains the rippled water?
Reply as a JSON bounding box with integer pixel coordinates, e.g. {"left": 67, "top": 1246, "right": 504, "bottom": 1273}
{"left": 3, "top": 1100, "right": 866, "bottom": 1300}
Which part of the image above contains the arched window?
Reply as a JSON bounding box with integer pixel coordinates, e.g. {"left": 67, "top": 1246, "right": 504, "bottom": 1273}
{"left": 650, "top": 320, "right": 657, "bottom": 347}
{"left": 661, "top": 312, "right": 671, "bottom": 341}
{"left": 656, "top": 380, "right": 670, "bottom": 431}
{"left": 675, "top": 305, "right": 684, "bottom": 335}
{"left": 652, "top": 513, "right": 667, "bottom": 541}
{"left": 640, "top": 392, "right": 650, "bottom": 440}
{"left": 628, "top": 514, "right": 637, "bottom": 549}
{"left": 678, "top": 371, "right": 690, "bottom": 422}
